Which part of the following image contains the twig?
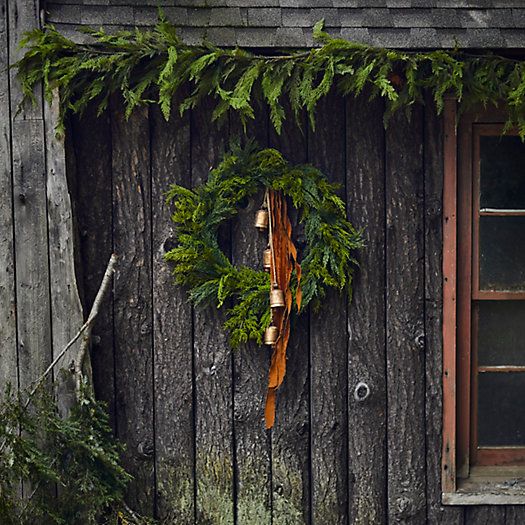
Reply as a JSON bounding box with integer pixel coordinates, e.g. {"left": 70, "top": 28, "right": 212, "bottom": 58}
{"left": 74, "top": 253, "right": 118, "bottom": 390}
{"left": 28, "top": 253, "right": 118, "bottom": 403}
{"left": 0, "top": 254, "right": 118, "bottom": 456}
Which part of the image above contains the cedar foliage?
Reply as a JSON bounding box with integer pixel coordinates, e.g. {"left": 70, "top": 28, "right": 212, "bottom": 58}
{"left": 165, "top": 142, "right": 363, "bottom": 348}
{"left": 0, "top": 382, "right": 155, "bottom": 525}
{"left": 14, "top": 15, "right": 525, "bottom": 136}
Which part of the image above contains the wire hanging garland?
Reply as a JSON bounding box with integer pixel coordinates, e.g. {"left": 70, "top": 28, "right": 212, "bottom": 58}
{"left": 165, "top": 142, "right": 363, "bottom": 428}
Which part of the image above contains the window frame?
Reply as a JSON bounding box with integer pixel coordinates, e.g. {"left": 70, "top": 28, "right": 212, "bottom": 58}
{"left": 442, "top": 100, "right": 525, "bottom": 505}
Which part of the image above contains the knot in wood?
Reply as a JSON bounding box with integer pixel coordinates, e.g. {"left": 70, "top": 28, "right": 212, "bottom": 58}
{"left": 353, "top": 382, "right": 370, "bottom": 402}
{"left": 137, "top": 441, "right": 154, "bottom": 459}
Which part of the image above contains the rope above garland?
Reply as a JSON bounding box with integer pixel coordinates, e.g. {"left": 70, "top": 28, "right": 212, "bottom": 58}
{"left": 14, "top": 14, "right": 525, "bottom": 136}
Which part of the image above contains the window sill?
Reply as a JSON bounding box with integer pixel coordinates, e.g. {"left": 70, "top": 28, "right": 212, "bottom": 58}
{"left": 443, "top": 467, "right": 525, "bottom": 505}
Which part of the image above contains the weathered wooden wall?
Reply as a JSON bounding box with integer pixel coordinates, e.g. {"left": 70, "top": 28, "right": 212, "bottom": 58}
{"left": 62, "top": 92, "right": 523, "bottom": 524}
{"left": 1, "top": 0, "right": 85, "bottom": 418}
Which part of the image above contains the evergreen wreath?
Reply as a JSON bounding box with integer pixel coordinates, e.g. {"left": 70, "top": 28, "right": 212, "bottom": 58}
{"left": 164, "top": 142, "right": 363, "bottom": 348}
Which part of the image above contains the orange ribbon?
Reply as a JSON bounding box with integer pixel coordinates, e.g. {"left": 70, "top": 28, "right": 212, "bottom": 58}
{"left": 264, "top": 190, "right": 301, "bottom": 429}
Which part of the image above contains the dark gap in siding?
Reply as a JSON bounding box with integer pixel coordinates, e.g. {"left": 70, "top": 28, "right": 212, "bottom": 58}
{"left": 148, "top": 106, "right": 159, "bottom": 520}
{"left": 421, "top": 103, "right": 429, "bottom": 524}
{"left": 189, "top": 108, "right": 198, "bottom": 525}
{"left": 382, "top": 99, "right": 389, "bottom": 525}
{"left": 229, "top": 115, "right": 238, "bottom": 525}
{"left": 266, "top": 107, "right": 274, "bottom": 525}
{"left": 110, "top": 99, "right": 118, "bottom": 440}
{"left": 343, "top": 93, "right": 350, "bottom": 524}
{"left": 5, "top": 0, "right": 21, "bottom": 397}
{"left": 306, "top": 114, "right": 313, "bottom": 525}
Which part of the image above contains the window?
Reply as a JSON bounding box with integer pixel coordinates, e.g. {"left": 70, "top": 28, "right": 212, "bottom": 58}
{"left": 442, "top": 101, "right": 525, "bottom": 504}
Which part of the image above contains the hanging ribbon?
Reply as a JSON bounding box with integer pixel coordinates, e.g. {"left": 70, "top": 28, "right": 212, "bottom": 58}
{"left": 264, "top": 190, "right": 301, "bottom": 429}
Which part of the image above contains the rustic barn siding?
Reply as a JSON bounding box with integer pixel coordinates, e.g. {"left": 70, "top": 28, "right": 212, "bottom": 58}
{"left": 62, "top": 91, "right": 525, "bottom": 524}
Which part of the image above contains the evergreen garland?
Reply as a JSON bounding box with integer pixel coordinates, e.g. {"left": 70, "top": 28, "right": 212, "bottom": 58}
{"left": 14, "top": 14, "right": 525, "bottom": 136}
{"left": 165, "top": 142, "right": 363, "bottom": 347}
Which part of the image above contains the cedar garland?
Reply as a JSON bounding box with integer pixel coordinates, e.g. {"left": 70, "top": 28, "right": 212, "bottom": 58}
{"left": 14, "top": 15, "right": 525, "bottom": 137}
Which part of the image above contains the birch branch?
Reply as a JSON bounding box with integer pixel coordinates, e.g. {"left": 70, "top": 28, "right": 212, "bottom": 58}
{"left": 0, "top": 254, "right": 118, "bottom": 457}
{"left": 30, "top": 253, "right": 117, "bottom": 402}
{"left": 74, "top": 253, "right": 118, "bottom": 390}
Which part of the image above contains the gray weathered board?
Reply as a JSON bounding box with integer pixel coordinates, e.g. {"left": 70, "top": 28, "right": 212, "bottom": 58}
{"left": 64, "top": 91, "right": 525, "bottom": 523}
{"left": 1, "top": 0, "right": 85, "bottom": 412}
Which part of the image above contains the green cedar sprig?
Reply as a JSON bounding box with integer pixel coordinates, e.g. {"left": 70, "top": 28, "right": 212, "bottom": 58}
{"left": 0, "top": 381, "right": 155, "bottom": 525}
{"left": 14, "top": 15, "right": 525, "bottom": 136}
{"left": 165, "top": 142, "right": 363, "bottom": 347}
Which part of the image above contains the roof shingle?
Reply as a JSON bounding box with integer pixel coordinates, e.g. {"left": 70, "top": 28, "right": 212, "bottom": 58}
{"left": 44, "top": 1, "right": 525, "bottom": 48}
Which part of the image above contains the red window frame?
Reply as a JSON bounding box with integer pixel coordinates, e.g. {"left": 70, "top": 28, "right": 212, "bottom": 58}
{"left": 442, "top": 101, "right": 525, "bottom": 497}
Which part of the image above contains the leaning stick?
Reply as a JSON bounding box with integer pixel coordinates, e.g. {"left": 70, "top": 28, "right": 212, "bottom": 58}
{"left": 29, "top": 252, "right": 118, "bottom": 402}
{"left": 0, "top": 253, "right": 118, "bottom": 461}
{"left": 73, "top": 253, "right": 118, "bottom": 389}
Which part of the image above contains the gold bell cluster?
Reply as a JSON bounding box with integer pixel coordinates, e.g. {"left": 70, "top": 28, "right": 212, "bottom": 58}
{"left": 255, "top": 200, "right": 285, "bottom": 347}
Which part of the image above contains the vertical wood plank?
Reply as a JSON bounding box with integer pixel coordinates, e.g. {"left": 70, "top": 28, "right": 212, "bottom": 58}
{"left": 45, "top": 92, "right": 84, "bottom": 415}
{"left": 69, "top": 105, "right": 116, "bottom": 427}
{"left": 425, "top": 96, "right": 463, "bottom": 525}
{"left": 308, "top": 91, "right": 348, "bottom": 525}
{"left": 150, "top": 104, "right": 194, "bottom": 523}
{"left": 504, "top": 507, "right": 525, "bottom": 524}
{"left": 230, "top": 110, "right": 273, "bottom": 524}
{"left": 9, "top": 0, "right": 51, "bottom": 393}
{"left": 269, "top": 109, "right": 311, "bottom": 525}
{"left": 111, "top": 98, "right": 155, "bottom": 515}
{"left": 191, "top": 101, "right": 235, "bottom": 524}
{"left": 465, "top": 507, "right": 506, "bottom": 525}
{"left": 385, "top": 108, "right": 427, "bottom": 524}
{"left": 0, "top": 0, "right": 17, "bottom": 394}
{"left": 345, "top": 95, "right": 387, "bottom": 525}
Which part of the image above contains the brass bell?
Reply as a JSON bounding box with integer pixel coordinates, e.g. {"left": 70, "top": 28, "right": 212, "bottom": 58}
{"left": 270, "top": 285, "right": 285, "bottom": 308}
{"left": 264, "top": 325, "right": 279, "bottom": 345}
{"left": 263, "top": 247, "right": 272, "bottom": 272}
{"left": 254, "top": 208, "right": 269, "bottom": 231}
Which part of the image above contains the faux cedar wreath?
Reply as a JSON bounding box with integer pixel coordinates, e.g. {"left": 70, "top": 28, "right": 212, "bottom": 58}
{"left": 15, "top": 14, "right": 525, "bottom": 426}
{"left": 165, "top": 143, "right": 362, "bottom": 427}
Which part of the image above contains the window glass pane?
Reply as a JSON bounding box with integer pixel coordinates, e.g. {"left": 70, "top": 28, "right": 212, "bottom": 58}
{"left": 478, "top": 301, "right": 525, "bottom": 366}
{"left": 480, "top": 135, "right": 525, "bottom": 210}
{"left": 478, "top": 372, "right": 525, "bottom": 446}
{"left": 479, "top": 216, "right": 525, "bottom": 291}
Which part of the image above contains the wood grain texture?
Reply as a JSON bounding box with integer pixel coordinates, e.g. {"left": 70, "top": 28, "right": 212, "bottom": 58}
{"left": 385, "top": 107, "right": 427, "bottom": 524}
{"left": 69, "top": 105, "right": 116, "bottom": 428}
{"left": 269, "top": 108, "right": 310, "bottom": 525}
{"left": 11, "top": 118, "right": 51, "bottom": 390}
{"left": 191, "top": 101, "right": 235, "bottom": 525}
{"left": 111, "top": 97, "right": 155, "bottom": 516}
{"left": 150, "top": 104, "right": 194, "bottom": 523}
{"left": 345, "top": 94, "right": 388, "bottom": 525}
{"left": 230, "top": 110, "right": 273, "bottom": 524}
{"left": 504, "top": 507, "right": 525, "bottom": 524}
{"left": 45, "top": 92, "right": 85, "bottom": 416}
{"left": 308, "top": 91, "right": 348, "bottom": 525}
{"left": 424, "top": 96, "right": 464, "bottom": 525}
{"left": 9, "top": 0, "right": 51, "bottom": 393}
{"left": 0, "top": 0, "right": 17, "bottom": 394}
{"left": 464, "top": 506, "right": 506, "bottom": 525}
{"left": 8, "top": 0, "right": 42, "bottom": 119}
